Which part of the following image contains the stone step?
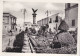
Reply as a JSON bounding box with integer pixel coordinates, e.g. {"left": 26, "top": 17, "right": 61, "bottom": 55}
{"left": 22, "top": 49, "right": 31, "bottom": 53}
{"left": 24, "top": 37, "right": 29, "bottom": 40}
{"left": 23, "top": 44, "right": 29, "bottom": 46}
{"left": 23, "top": 43, "right": 29, "bottom": 46}
{"left": 23, "top": 41, "right": 29, "bottom": 43}
{"left": 22, "top": 47, "right": 30, "bottom": 49}
{"left": 22, "top": 51, "right": 31, "bottom": 53}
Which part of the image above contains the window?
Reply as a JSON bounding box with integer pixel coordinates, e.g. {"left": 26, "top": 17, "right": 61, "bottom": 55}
{"left": 55, "top": 16, "right": 58, "bottom": 22}
{"left": 67, "top": 3, "right": 70, "bottom": 8}
{"left": 3, "top": 16, "right": 9, "bottom": 24}
{"left": 72, "top": 20, "right": 75, "bottom": 26}
{"left": 49, "top": 18, "right": 52, "bottom": 23}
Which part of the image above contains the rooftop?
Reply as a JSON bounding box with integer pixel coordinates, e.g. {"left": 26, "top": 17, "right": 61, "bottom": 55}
{"left": 3, "top": 12, "right": 17, "bottom": 19}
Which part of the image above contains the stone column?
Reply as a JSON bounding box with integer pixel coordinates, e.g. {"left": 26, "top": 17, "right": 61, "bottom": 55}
{"left": 32, "top": 13, "right": 37, "bottom": 24}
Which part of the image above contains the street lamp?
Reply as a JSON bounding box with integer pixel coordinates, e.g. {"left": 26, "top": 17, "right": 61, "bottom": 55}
{"left": 21, "top": 8, "right": 27, "bottom": 26}
{"left": 45, "top": 10, "right": 51, "bottom": 24}
{"left": 21, "top": 8, "right": 27, "bottom": 31}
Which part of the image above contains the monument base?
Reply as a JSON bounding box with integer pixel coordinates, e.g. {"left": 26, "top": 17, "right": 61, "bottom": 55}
{"left": 31, "top": 24, "right": 40, "bottom": 31}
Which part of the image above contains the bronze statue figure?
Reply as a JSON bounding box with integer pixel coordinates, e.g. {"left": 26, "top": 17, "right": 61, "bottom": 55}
{"left": 32, "top": 8, "right": 38, "bottom": 24}
{"left": 32, "top": 8, "right": 38, "bottom": 14}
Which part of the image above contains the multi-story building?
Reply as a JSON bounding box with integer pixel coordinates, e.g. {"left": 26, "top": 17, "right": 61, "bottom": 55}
{"left": 3, "top": 13, "right": 17, "bottom": 35}
{"left": 37, "top": 13, "right": 62, "bottom": 32}
{"left": 65, "top": 3, "right": 78, "bottom": 31}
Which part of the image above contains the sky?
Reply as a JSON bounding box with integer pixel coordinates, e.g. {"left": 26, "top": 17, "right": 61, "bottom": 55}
{"left": 3, "top": 1, "right": 65, "bottom": 26}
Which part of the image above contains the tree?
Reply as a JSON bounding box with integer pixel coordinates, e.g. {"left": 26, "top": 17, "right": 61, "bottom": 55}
{"left": 41, "top": 24, "right": 49, "bottom": 36}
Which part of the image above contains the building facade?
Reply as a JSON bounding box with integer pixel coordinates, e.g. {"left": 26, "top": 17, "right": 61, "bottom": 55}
{"left": 37, "top": 14, "right": 62, "bottom": 32}
{"left": 24, "top": 22, "right": 40, "bottom": 31}
{"left": 3, "top": 13, "right": 17, "bottom": 35}
{"left": 24, "top": 22, "right": 32, "bottom": 28}
{"left": 65, "top": 3, "right": 78, "bottom": 31}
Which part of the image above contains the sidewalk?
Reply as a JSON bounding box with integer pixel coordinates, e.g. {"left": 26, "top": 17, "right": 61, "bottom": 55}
{"left": 2, "top": 34, "right": 16, "bottom": 52}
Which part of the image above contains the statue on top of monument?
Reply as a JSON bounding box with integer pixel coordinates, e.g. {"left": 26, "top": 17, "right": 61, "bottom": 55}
{"left": 32, "top": 8, "right": 38, "bottom": 14}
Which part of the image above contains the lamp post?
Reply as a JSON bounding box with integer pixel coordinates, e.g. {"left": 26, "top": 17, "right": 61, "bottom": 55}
{"left": 45, "top": 10, "right": 51, "bottom": 24}
{"left": 21, "top": 8, "right": 27, "bottom": 26}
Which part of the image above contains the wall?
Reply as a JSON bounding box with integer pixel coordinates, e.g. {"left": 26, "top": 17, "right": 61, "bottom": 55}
{"left": 65, "top": 3, "right": 78, "bottom": 30}
{"left": 37, "top": 14, "right": 62, "bottom": 32}
{"left": 3, "top": 13, "right": 17, "bottom": 35}
{"left": 48, "top": 15, "right": 61, "bottom": 32}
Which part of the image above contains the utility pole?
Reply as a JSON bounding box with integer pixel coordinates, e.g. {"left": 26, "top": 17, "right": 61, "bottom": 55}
{"left": 45, "top": 10, "right": 51, "bottom": 17}
{"left": 21, "top": 9, "right": 27, "bottom": 31}
{"left": 45, "top": 10, "right": 51, "bottom": 24}
{"left": 21, "top": 8, "right": 27, "bottom": 24}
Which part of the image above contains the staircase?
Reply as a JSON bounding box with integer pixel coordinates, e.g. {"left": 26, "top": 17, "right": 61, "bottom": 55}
{"left": 22, "top": 34, "right": 35, "bottom": 53}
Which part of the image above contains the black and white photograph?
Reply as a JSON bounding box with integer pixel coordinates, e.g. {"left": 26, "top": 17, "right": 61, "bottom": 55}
{"left": 2, "top": 1, "right": 78, "bottom": 54}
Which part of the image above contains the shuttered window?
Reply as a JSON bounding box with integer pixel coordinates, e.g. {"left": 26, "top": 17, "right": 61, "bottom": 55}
{"left": 67, "top": 3, "right": 70, "bottom": 8}
{"left": 72, "top": 20, "right": 75, "bottom": 26}
{"left": 55, "top": 16, "right": 58, "bottom": 22}
{"left": 49, "top": 18, "right": 52, "bottom": 23}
